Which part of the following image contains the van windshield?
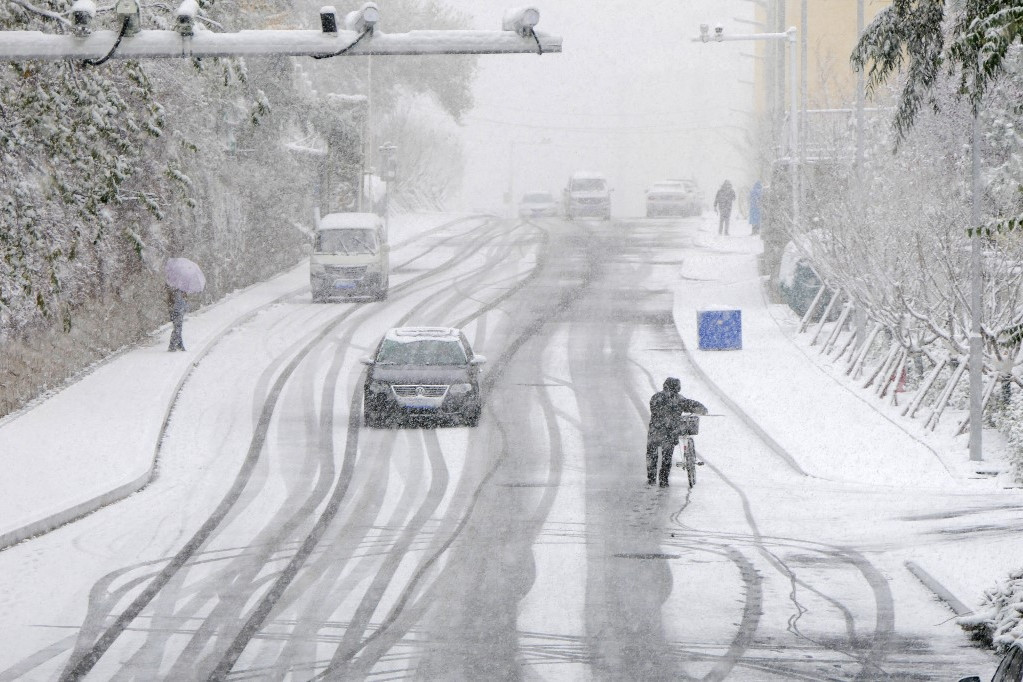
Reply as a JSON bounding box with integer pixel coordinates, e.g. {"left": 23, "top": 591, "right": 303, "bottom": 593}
{"left": 316, "top": 229, "right": 378, "bottom": 255}
{"left": 571, "top": 178, "right": 606, "bottom": 192}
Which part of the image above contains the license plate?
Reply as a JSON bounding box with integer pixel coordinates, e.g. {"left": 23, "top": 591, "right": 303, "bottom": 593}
{"left": 333, "top": 281, "right": 356, "bottom": 289}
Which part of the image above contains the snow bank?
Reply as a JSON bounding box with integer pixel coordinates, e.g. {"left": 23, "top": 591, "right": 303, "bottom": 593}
{"left": 958, "top": 568, "right": 1023, "bottom": 652}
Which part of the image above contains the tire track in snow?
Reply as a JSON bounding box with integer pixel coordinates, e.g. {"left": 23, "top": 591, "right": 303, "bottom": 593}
{"left": 56, "top": 217, "right": 518, "bottom": 680}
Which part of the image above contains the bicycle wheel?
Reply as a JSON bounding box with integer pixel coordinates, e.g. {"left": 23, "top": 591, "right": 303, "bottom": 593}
{"left": 685, "top": 438, "right": 697, "bottom": 488}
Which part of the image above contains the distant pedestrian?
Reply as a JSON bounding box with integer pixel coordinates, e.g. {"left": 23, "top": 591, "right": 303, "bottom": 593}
{"left": 168, "top": 288, "right": 187, "bottom": 351}
{"left": 645, "top": 377, "right": 708, "bottom": 487}
{"left": 714, "top": 180, "right": 736, "bottom": 236}
{"left": 748, "top": 180, "right": 763, "bottom": 236}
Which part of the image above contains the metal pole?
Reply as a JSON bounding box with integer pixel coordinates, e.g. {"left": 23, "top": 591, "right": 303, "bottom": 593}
{"left": 800, "top": 0, "right": 808, "bottom": 166}
{"left": 969, "top": 112, "right": 983, "bottom": 461}
{"left": 854, "top": 0, "right": 867, "bottom": 349}
{"left": 776, "top": 0, "right": 787, "bottom": 153}
{"left": 788, "top": 27, "right": 799, "bottom": 235}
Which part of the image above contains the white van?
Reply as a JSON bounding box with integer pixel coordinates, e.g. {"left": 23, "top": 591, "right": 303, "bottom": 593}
{"left": 310, "top": 212, "right": 389, "bottom": 302}
{"left": 563, "top": 171, "right": 611, "bottom": 221}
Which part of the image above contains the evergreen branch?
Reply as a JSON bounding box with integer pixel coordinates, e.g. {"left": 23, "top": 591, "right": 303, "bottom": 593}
{"left": 850, "top": 0, "right": 946, "bottom": 143}
{"left": 7, "top": 0, "right": 72, "bottom": 27}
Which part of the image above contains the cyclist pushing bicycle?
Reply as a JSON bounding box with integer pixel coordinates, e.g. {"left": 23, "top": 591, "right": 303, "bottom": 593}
{"left": 646, "top": 377, "right": 708, "bottom": 488}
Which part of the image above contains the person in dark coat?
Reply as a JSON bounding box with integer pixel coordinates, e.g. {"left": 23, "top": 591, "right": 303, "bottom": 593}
{"left": 646, "top": 377, "right": 708, "bottom": 487}
{"left": 713, "top": 180, "right": 737, "bottom": 236}
{"left": 168, "top": 288, "right": 188, "bottom": 351}
{"left": 748, "top": 180, "right": 763, "bottom": 236}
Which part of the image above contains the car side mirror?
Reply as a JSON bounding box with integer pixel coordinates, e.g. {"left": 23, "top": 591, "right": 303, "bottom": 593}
{"left": 470, "top": 355, "right": 487, "bottom": 366}
{"left": 359, "top": 356, "right": 374, "bottom": 365}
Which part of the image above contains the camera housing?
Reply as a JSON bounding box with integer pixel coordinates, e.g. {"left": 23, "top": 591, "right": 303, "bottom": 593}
{"left": 319, "top": 5, "right": 338, "bottom": 33}
{"left": 175, "top": 0, "right": 198, "bottom": 36}
{"left": 344, "top": 2, "right": 379, "bottom": 34}
{"left": 502, "top": 6, "right": 540, "bottom": 37}
{"left": 115, "top": 0, "right": 140, "bottom": 36}
{"left": 70, "top": 0, "right": 97, "bottom": 36}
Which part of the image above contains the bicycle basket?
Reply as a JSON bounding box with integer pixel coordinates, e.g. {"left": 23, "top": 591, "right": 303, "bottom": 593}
{"left": 679, "top": 414, "right": 700, "bottom": 436}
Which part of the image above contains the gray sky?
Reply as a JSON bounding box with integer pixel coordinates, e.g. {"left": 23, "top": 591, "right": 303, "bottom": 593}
{"left": 451, "top": 1, "right": 757, "bottom": 215}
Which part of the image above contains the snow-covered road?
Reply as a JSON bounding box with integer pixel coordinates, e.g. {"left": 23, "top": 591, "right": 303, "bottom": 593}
{"left": 0, "top": 213, "right": 1012, "bottom": 680}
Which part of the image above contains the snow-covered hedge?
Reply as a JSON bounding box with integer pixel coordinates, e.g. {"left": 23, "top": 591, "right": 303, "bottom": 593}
{"left": 993, "top": 392, "right": 1023, "bottom": 484}
{"left": 958, "top": 567, "right": 1023, "bottom": 652}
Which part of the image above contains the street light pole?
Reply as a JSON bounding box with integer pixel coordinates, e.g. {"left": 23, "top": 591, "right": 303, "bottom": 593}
{"left": 969, "top": 111, "right": 983, "bottom": 462}
{"left": 694, "top": 24, "right": 800, "bottom": 235}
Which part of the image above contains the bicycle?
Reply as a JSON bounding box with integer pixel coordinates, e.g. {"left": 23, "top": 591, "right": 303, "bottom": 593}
{"left": 675, "top": 414, "right": 701, "bottom": 487}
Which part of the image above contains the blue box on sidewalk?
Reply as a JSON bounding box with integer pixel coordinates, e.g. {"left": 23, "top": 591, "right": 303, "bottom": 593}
{"left": 697, "top": 309, "right": 742, "bottom": 350}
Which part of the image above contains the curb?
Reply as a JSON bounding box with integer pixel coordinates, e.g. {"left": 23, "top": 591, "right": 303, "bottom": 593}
{"left": 905, "top": 560, "right": 972, "bottom": 616}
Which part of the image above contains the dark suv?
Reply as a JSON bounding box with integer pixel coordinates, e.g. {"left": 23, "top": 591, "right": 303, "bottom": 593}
{"left": 360, "top": 327, "right": 486, "bottom": 427}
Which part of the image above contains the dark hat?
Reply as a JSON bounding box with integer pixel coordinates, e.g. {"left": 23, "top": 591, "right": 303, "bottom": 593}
{"left": 663, "top": 377, "right": 681, "bottom": 393}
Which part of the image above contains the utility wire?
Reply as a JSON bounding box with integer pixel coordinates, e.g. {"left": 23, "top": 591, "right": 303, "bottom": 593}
{"left": 83, "top": 16, "right": 128, "bottom": 65}
{"left": 313, "top": 29, "right": 370, "bottom": 59}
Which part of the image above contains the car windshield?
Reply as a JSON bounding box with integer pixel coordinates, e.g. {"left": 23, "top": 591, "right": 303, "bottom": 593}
{"left": 376, "top": 339, "right": 467, "bottom": 365}
{"left": 571, "top": 178, "right": 605, "bottom": 192}
{"left": 315, "top": 229, "right": 377, "bottom": 255}
{"left": 523, "top": 193, "right": 552, "bottom": 203}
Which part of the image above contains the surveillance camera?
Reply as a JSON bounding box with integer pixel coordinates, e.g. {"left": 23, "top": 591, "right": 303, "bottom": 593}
{"left": 175, "top": 0, "right": 198, "bottom": 36}
{"left": 115, "top": 0, "right": 140, "bottom": 36}
{"left": 502, "top": 6, "right": 540, "bottom": 37}
{"left": 70, "top": 0, "right": 96, "bottom": 36}
{"left": 319, "top": 5, "right": 338, "bottom": 33}
{"left": 344, "top": 2, "right": 379, "bottom": 33}
{"left": 698, "top": 23, "right": 709, "bottom": 42}
{"left": 714, "top": 24, "right": 724, "bottom": 34}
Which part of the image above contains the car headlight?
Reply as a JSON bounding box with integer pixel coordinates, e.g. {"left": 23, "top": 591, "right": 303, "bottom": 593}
{"left": 310, "top": 264, "right": 326, "bottom": 275}
{"left": 448, "top": 383, "right": 473, "bottom": 395}
{"left": 368, "top": 380, "right": 390, "bottom": 393}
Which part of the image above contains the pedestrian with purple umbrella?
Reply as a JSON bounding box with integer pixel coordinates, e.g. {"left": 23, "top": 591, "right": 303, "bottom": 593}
{"left": 163, "top": 257, "right": 206, "bottom": 352}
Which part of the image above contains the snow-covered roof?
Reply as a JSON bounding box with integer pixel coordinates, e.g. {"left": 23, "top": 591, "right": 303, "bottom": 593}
{"left": 385, "top": 326, "right": 460, "bottom": 343}
{"left": 570, "top": 171, "right": 605, "bottom": 180}
{"left": 317, "top": 212, "right": 381, "bottom": 230}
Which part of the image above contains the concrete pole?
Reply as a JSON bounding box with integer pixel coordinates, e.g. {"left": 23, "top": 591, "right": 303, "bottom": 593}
{"left": 788, "top": 27, "right": 799, "bottom": 236}
{"left": 969, "top": 112, "right": 983, "bottom": 461}
{"left": 776, "top": 0, "right": 787, "bottom": 152}
{"left": 800, "top": 0, "right": 808, "bottom": 166}
{"left": 854, "top": 0, "right": 867, "bottom": 348}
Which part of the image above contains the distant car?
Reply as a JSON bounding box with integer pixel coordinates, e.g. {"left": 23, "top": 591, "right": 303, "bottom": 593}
{"left": 959, "top": 641, "right": 1023, "bottom": 682}
{"left": 518, "top": 191, "right": 558, "bottom": 218}
{"left": 563, "top": 171, "right": 611, "bottom": 221}
{"left": 677, "top": 179, "right": 705, "bottom": 215}
{"left": 645, "top": 180, "right": 701, "bottom": 217}
{"left": 360, "top": 327, "right": 486, "bottom": 427}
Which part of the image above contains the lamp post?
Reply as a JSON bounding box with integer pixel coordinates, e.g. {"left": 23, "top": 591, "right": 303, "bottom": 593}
{"left": 694, "top": 24, "right": 800, "bottom": 235}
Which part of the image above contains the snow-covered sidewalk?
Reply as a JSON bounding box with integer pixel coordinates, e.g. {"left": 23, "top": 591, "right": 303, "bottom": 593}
{"left": 0, "top": 263, "right": 310, "bottom": 549}
{"left": 0, "top": 212, "right": 465, "bottom": 551}
{"left": 672, "top": 226, "right": 1023, "bottom": 619}
{"left": 673, "top": 232, "right": 959, "bottom": 488}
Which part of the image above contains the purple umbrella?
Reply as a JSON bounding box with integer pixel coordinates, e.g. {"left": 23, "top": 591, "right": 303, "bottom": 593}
{"left": 164, "top": 257, "right": 206, "bottom": 294}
